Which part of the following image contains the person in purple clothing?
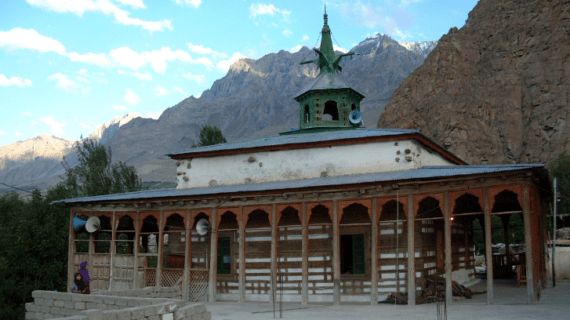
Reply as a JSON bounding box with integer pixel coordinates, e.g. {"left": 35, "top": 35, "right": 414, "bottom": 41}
{"left": 77, "top": 261, "right": 90, "bottom": 294}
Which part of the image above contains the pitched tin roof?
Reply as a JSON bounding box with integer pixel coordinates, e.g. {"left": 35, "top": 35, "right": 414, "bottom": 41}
{"left": 294, "top": 72, "right": 364, "bottom": 99}
{"left": 54, "top": 164, "right": 544, "bottom": 205}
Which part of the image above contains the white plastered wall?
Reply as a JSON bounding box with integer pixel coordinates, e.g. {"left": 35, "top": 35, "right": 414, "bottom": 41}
{"left": 175, "top": 139, "right": 455, "bottom": 189}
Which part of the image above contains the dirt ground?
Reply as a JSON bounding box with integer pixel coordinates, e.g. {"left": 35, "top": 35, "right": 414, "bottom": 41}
{"left": 204, "top": 280, "right": 570, "bottom": 320}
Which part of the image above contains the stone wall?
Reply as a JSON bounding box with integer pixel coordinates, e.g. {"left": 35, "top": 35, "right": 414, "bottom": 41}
{"left": 92, "top": 287, "right": 182, "bottom": 300}
{"left": 25, "top": 290, "right": 210, "bottom": 320}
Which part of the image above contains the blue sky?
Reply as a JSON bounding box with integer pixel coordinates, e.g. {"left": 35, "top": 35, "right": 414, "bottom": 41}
{"left": 0, "top": 0, "right": 478, "bottom": 146}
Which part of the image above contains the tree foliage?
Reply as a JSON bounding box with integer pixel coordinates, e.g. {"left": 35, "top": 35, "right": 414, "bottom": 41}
{"left": 0, "top": 139, "right": 141, "bottom": 319}
{"left": 192, "top": 125, "right": 227, "bottom": 147}
{"left": 550, "top": 153, "right": 570, "bottom": 215}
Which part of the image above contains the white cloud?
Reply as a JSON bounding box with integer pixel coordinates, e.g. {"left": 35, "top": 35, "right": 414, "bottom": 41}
{"left": 113, "top": 105, "right": 128, "bottom": 111}
{"left": 15, "top": 132, "right": 21, "bottom": 137}
{"left": 110, "top": 46, "right": 147, "bottom": 70}
{"left": 80, "top": 122, "right": 92, "bottom": 129}
{"left": 301, "top": 35, "right": 309, "bottom": 41}
{"left": 289, "top": 45, "right": 303, "bottom": 53}
{"left": 333, "top": 45, "right": 348, "bottom": 53}
{"left": 124, "top": 88, "right": 140, "bottom": 105}
{"left": 40, "top": 116, "right": 66, "bottom": 137}
{"left": 117, "top": 69, "right": 153, "bottom": 81}
{"left": 339, "top": 1, "right": 415, "bottom": 40}
{"left": 109, "top": 46, "right": 212, "bottom": 73}
{"left": 26, "top": 0, "right": 172, "bottom": 32}
{"left": 250, "top": 4, "right": 290, "bottom": 20}
{"left": 393, "top": 27, "right": 412, "bottom": 40}
{"left": 48, "top": 73, "right": 78, "bottom": 92}
{"left": 216, "top": 52, "right": 247, "bottom": 73}
{"left": 20, "top": 111, "right": 34, "bottom": 117}
{"left": 115, "top": 0, "right": 146, "bottom": 9}
{"left": 283, "top": 29, "right": 293, "bottom": 37}
{"left": 186, "top": 42, "right": 228, "bottom": 59}
{"left": 173, "top": 87, "right": 186, "bottom": 96}
{"left": 147, "top": 110, "right": 163, "bottom": 119}
{"left": 0, "top": 130, "right": 5, "bottom": 135}
{"left": 0, "top": 74, "right": 32, "bottom": 87}
{"left": 182, "top": 73, "right": 206, "bottom": 86}
{"left": 31, "top": 120, "right": 38, "bottom": 127}
{"left": 78, "top": 68, "right": 88, "bottom": 75}
{"left": 155, "top": 85, "right": 168, "bottom": 96}
{"left": 76, "top": 76, "right": 90, "bottom": 83}
{"left": 400, "top": 0, "right": 423, "bottom": 7}
{"left": 0, "top": 28, "right": 66, "bottom": 54}
{"left": 68, "top": 51, "right": 111, "bottom": 67}
{"left": 175, "top": 0, "right": 201, "bottom": 8}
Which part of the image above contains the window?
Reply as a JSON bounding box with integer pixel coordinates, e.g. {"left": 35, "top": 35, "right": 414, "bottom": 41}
{"left": 217, "top": 237, "right": 231, "bottom": 274}
{"left": 340, "top": 234, "right": 365, "bottom": 274}
{"left": 304, "top": 105, "right": 310, "bottom": 123}
{"left": 323, "top": 101, "right": 339, "bottom": 121}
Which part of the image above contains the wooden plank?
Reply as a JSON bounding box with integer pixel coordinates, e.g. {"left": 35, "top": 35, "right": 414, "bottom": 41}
{"left": 523, "top": 184, "right": 535, "bottom": 304}
{"left": 67, "top": 209, "right": 75, "bottom": 293}
{"left": 444, "top": 191, "right": 452, "bottom": 306}
{"left": 407, "top": 195, "right": 415, "bottom": 305}
{"left": 239, "top": 206, "right": 245, "bottom": 303}
{"left": 332, "top": 199, "right": 340, "bottom": 305}
{"left": 133, "top": 211, "right": 140, "bottom": 290}
{"left": 157, "top": 210, "right": 163, "bottom": 287}
{"left": 109, "top": 211, "right": 116, "bottom": 291}
{"left": 371, "top": 198, "right": 378, "bottom": 305}
{"left": 483, "top": 187, "right": 494, "bottom": 304}
{"left": 270, "top": 203, "right": 277, "bottom": 305}
{"left": 209, "top": 208, "right": 218, "bottom": 302}
{"left": 183, "top": 210, "right": 190, "bottom": 300}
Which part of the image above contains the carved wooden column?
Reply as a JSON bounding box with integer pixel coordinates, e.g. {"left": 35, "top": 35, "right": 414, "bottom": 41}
{"left": 333, "top": 199, "right": 340, "bottom": 305}
{"left": 67, "top": 209, "right": 75, "bottom": 292}
{"left": 371, "top": 198, "right": 378, "bottom": 305}
{"left": 238, "top": 206, "right": 245, "bottom": 303}
{"left": 270, "top": 204, "right": 277, "bottom": 305}
{"left": 444, "top": 191, "right": 452, "bottom": 306}
{"left": 133, "top": 211, "right": 140, "bottom": 289}
{"left": 209, "top": 208, "right": 218, "bottom": 302}
{"left": 407, "top": 195, "right": 416, "bottom": 306}
{"left": 301, "top": 202, "right": 308, "bottom": 305}
{"left": 523, "top": 184, "right": 535, "bottom": 303}
{"left": 88, "top": 217, "right": 94, "bottom": 287}
{"left": 157, "top": 210, "right": 164, "bottom": 287}
{"left": 110, "top": 211, "right": 116, "bottom": 291}
{"left": 183, "top": 210, "right": 191, "bottom": 301}
{"left": 483, "top": 187, "right": 494, "bottom": 304}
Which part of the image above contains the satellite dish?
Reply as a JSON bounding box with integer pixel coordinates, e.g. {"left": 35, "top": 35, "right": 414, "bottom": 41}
{"left": 73, "top": 216, "right": 87, "bottom": 232}
{"left": 349, "top": 110, "right": 363, "bottom": 124}
{"left": 85, "top": 216, "right": 101, "bottom": 233}
{"left": 196, "top": 219, "right": 210, "bottom": 235}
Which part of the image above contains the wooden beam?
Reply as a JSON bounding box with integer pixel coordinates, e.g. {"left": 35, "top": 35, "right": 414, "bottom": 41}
{"left": 183, "top": 210, "right": 190, "bottom": 301}
{"left": 110, "top": 211, "right": 116, "bottom": 291}
{"left": 301, "top": 202, "right": 308, "bottom": 305}
{"left": 209, "top": 208, "right": 218, "bottom": 302}
{"left": 270, "top": 204, "right": 277, "bottom": 305}
{"left": 444, "top": 191, "right": 452, "bottom": 306}
{"left": 371, "top": 198, "right": 378, "bottom": 305}
{"left": 88, "top": 216, "right": 94, "bottom": 289}
{"left": 333, "top": 199, "right": 340, "bottom": 305}
{"left": 483, "top": 187, "right": 494, "bottom": 304}
{"left": 67, "top": 209, "right": 75, "bottom": 293}
{"left": 523, "top": 184, "right": 535, "bottom": 304}
{"left": 239, "top": 206, "right": 245, "bottom": 303}
{"left": 133, "top": 211, "right": 140, "bottom": 290}
{"left": 157, "top": 210, "right": 164, "bottom": 287}
{"left": 407, "top": 195, "right": 415, "bottom": 306}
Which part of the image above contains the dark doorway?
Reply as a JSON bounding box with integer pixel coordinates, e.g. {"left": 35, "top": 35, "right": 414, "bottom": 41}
{"left": 341, "top": 234, "right": 365, "bottom": 274}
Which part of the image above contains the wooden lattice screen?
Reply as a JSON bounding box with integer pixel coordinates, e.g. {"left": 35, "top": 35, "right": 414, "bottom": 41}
{"left": 160, "top": 268, "right": 184, "bottom": 287}
{"left": 144, "top": 268, "right": 156, "bottom": 287}
{"left": 188, "top": 269, "right": 209, "bottom": 300}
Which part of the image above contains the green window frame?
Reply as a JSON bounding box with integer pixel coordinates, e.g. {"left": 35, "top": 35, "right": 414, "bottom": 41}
{"left": 217, "top": 237, "right": 231, "bottom": 274}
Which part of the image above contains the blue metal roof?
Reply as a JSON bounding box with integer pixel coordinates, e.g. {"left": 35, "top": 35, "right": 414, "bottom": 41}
{"left": 168, "top": 128, "right": 419, "bottom": 156}
{"left": 55, "top": 164, "right": 544, "bottom": 204}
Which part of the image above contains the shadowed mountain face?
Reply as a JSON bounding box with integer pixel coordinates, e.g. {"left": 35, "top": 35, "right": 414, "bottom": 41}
{"left": 378, "top": 0, "right": 570, "bottom": 165}
{"left": 1, "top": 36, "right": 435, "bottom": 190}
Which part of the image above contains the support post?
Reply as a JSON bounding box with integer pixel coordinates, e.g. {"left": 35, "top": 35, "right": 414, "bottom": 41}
{"left": 371, "top": 198, "right": 378, "bottom": 305}
{"left": 67, "top": 209, "right": 75, "bottom": 293}
{"left": 133, "top": 211, "right": 140, "bottom": 289}
{"left": 407, "top": 195, "right": 416, "bottom": 306}
{"left": 270, "top": 204, "right": 277, "bottom": 305}
{"left": 209, "top": 208, "right": 218, "bottom": 302}
{"left": 110, "top": 211, "right": 116, "bottom": 291}
{"left": 88, "top": 217, "right": 94, "bottom": 289}
{"left": 183, "top": 210, "right": 191, "bottom": 301}
{"left": 333, "top": 199, "right": 340, "bottom": 305}
{"left": 552, "top": 178, "right": 557, "bottom": 287}
{"left": 523, "top": 184, "right": 535, "bottom": 303}
{"left": 301, "top": 202, "right": 308, "bottom": 305}
{"left": 444, "top": 191, "right": 452, "bottom": 306}
{"left": 239, "top": 206, "right": 245, "bottom": 303}
{"left": 483, "top": 187, "right": 494, "bottom": 304}
{"left": 157, "top": 210, "right": 164, "bottom": 287}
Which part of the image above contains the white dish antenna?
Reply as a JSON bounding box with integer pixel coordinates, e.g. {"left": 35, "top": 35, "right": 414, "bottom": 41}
{"left": 196, "top": 218, "right": 210, "bottom": 235}
{"left": 349, "top": 110, "right": 363, "bottom": 124}
{"left": 85, "top": 216, "right": 101, "bottom": 233}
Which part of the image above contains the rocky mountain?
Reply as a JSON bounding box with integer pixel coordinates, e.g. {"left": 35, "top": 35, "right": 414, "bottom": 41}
{"left": 105, "top": 35, "right": 436, "bottom": 183}
{"left": 378, "top": 0, "right": 570, "bottom": 165}
{"left": 399, "top": 41, "right": 439, "bottom": 58}
{"left": 1, "top": 35, "right": 437, "bottom": 190}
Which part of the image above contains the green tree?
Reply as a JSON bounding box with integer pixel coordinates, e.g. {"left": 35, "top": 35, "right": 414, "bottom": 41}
{"left": 195, "top": 125, "right": 227, "bottom": 147}
{"left": 550, "top": 153, "right": 570, "bottom": 215}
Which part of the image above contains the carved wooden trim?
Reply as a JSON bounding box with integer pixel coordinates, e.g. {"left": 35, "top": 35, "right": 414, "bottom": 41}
{"left": 488, "top": 184, "right": 523, "bottom": 213}
{"left": 243, "top": 205, "right": 273, "bottom": 228}
{"left": 276, "top": 203, "right": 302, "bottom": 226}
{"left": 413, "top": 193, "right": 444, "bottom": 218}
{"left": 449, "top": 189, "right": 484, "bottom": 215}
{"left": 216, "top": 207, "right": 240, "bottom": 230}
{"left": 377, "top": 196, "right": 407, "bottom": 223}
{"left": 139, "top": 211, "right": 160, "bottom": 230}
{"left": 338, "top": 199, "right": 372, "bottom": 224}
{"left": 306, "top": 201, "right": 333, "bottom": 225}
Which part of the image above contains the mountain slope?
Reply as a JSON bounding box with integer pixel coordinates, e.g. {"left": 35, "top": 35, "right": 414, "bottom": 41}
{"left": 378, "top": 0, "right": 570, "bottom": 165}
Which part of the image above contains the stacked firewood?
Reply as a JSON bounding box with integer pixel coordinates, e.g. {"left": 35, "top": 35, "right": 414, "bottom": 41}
{"left": 382, "top": 276, "right": 475, "bottom": 305}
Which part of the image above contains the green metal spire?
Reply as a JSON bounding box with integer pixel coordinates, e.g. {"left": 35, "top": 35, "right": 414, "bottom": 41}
{"left": 300, "top": 7, "right": 354, "bottom": 75}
